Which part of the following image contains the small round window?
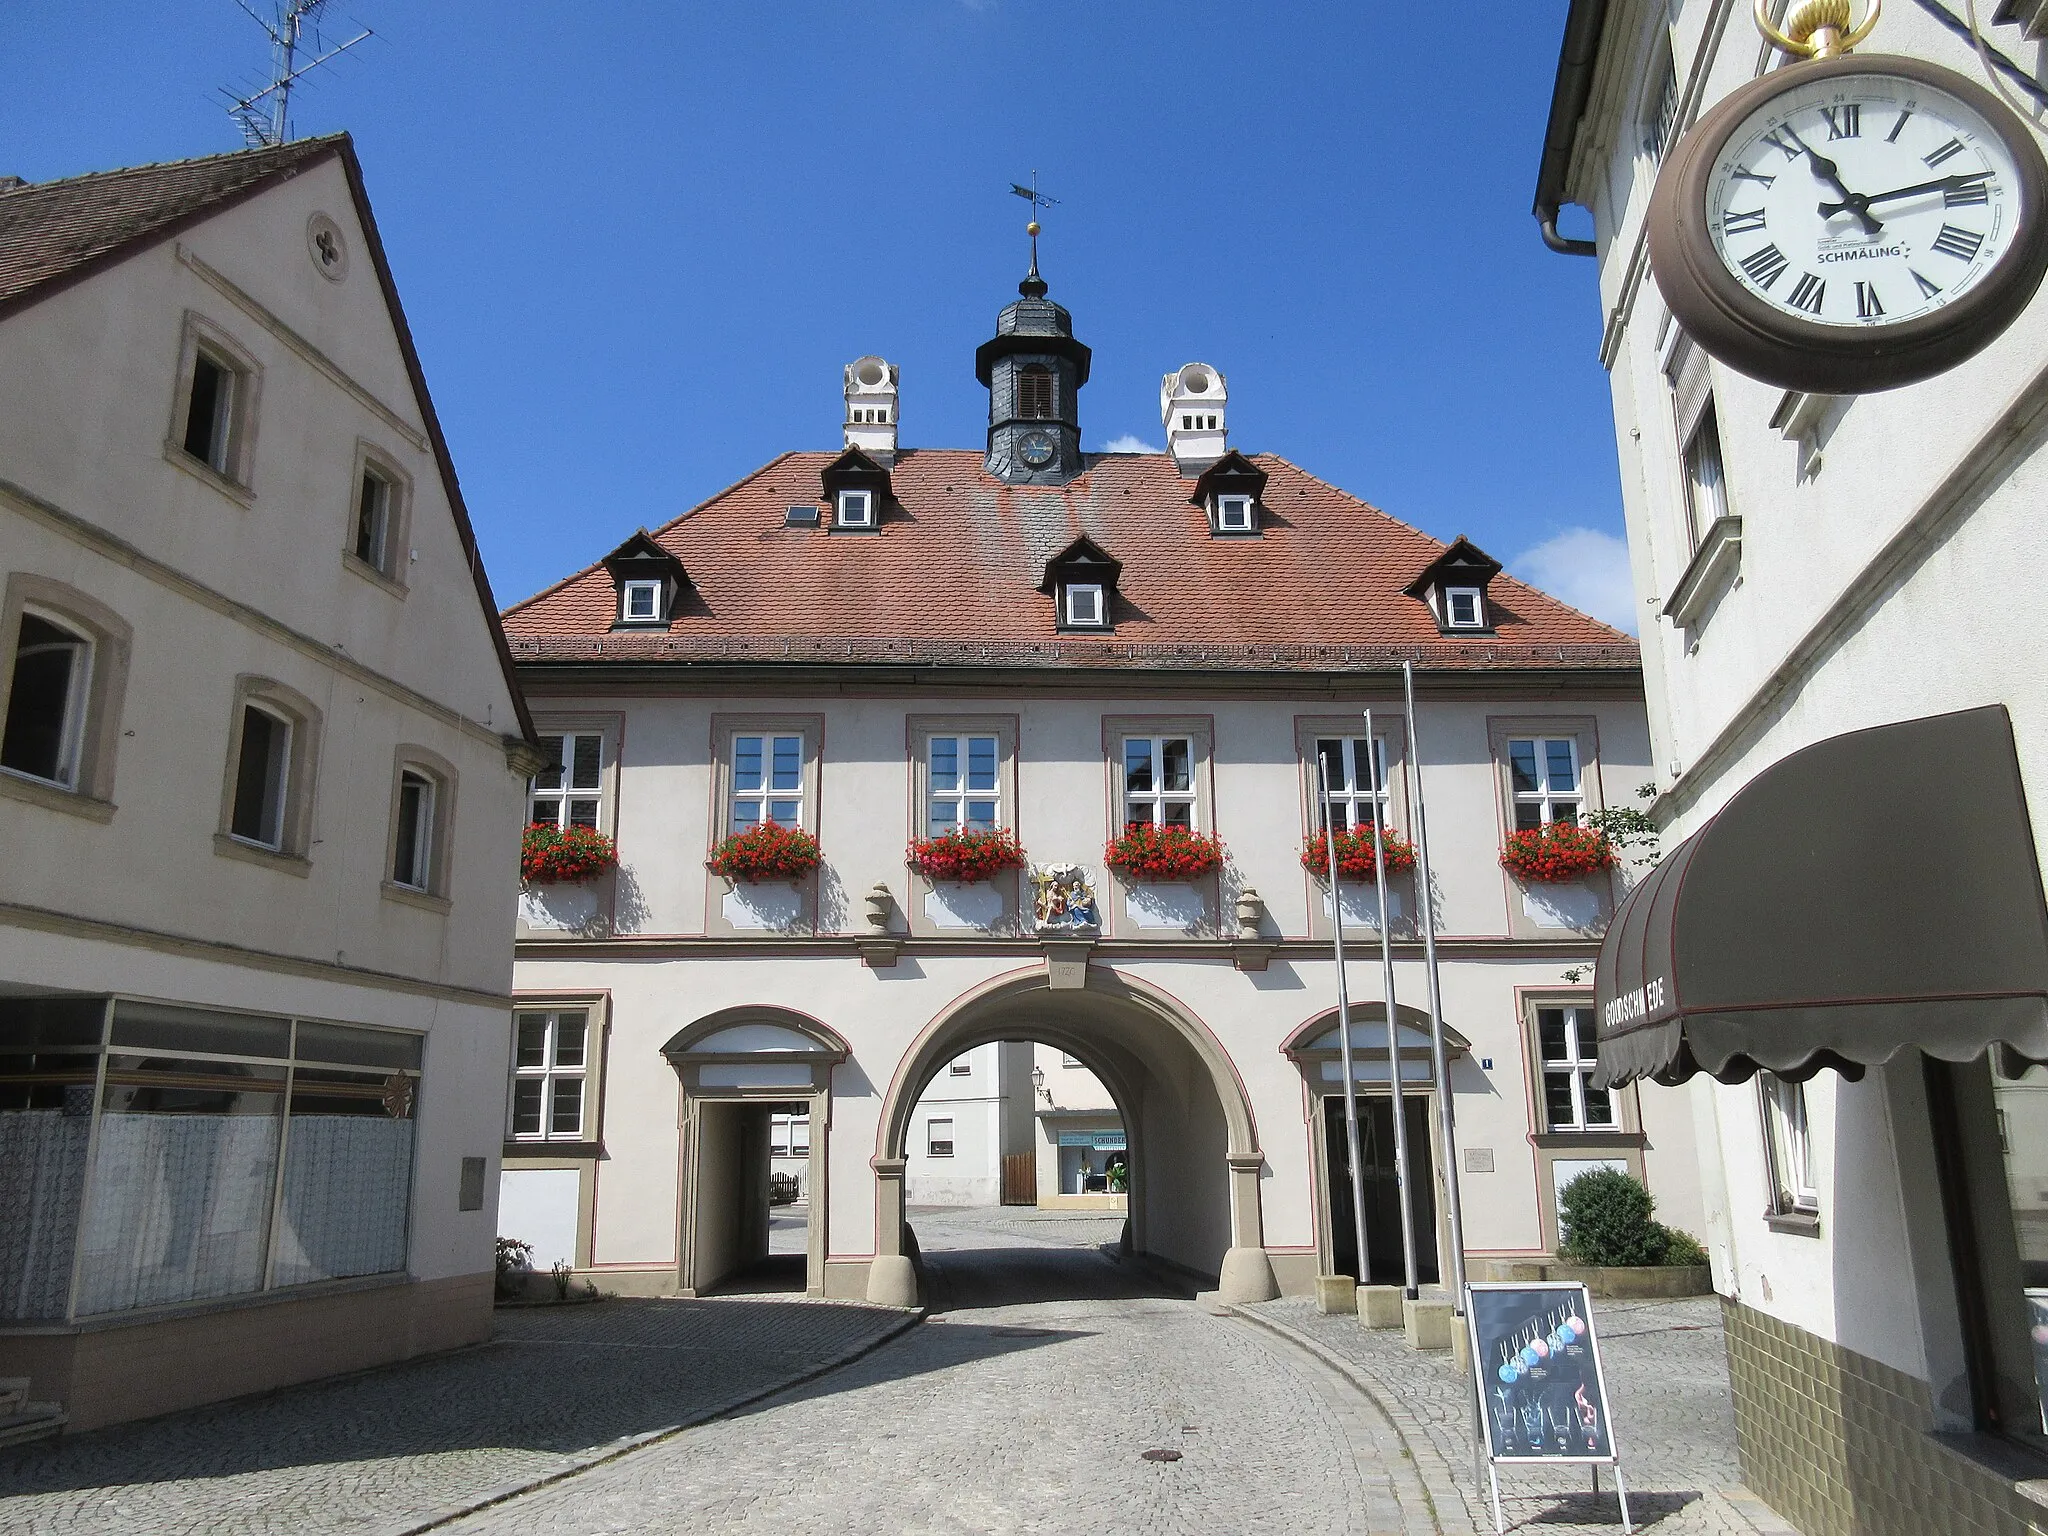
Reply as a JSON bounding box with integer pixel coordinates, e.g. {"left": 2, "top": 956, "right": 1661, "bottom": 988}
{"left": 306, "top": 212, "right": 349, "bottom": 282}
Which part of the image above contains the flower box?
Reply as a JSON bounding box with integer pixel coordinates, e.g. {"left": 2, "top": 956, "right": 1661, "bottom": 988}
{"left": 906, "top": 827, "right": 1025, "bottom": 884}
{"left": 1103, "top": 823, "right": 1226, "bottom": 883}
{"left": 1300, "top": 826, "right": 1416, "bottom": 883}
{"left": 521, "top": 823, "right": 618, "bottom": 885}
{"left": 708, "top": 824, "right": 822, "bottom": 882}
{"left": 1499, "top": 821, "right": 1616, "bottom": 884}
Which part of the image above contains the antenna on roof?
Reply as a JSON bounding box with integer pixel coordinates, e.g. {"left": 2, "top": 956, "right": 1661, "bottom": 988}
{"left": 220, "top": 1, "right": 372, "bottom": 147}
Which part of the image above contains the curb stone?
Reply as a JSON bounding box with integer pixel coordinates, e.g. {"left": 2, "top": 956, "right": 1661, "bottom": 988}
{"left": 379, "top": 1302, "right": 925, "bottom": 1536}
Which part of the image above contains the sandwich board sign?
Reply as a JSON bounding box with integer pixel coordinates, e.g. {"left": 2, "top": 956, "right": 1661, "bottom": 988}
{"left": 1465, "top": 1281, "right": 1632, "bottom": 1532}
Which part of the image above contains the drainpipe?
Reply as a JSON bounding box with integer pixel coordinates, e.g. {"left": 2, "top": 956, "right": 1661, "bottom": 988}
{"left": 1533, "top": 0, "right": 1610, "bottom": 258}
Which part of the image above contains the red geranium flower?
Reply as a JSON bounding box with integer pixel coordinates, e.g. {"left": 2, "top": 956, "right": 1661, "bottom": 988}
{"left": 907, "top": 827, "right": 1026, "bottom": 883}
{"left": 707, "top": 823, "right": 823, "bottom": 882}
{"left": 521, "top": 823, "right": 619, "bottom": 885}
{"left": 1499, "top": 821, "right": 1616, "bottom": 884}
{"left": 1300, "top": 825, "right": 1418, "bottom": 883}
{"left": 1104, "top": 823, "right": 1226, "bottom": 882}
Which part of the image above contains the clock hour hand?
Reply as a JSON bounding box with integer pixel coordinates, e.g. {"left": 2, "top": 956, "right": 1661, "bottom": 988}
{"left": 1819, "top": 172, "right": 1989, "bottom": 218}
{"left": 1781, "top": 123, "right": 1885, "bottom": 236}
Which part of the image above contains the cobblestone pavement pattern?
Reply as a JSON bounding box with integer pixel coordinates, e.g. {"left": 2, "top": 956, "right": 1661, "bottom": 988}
{"left": 433, "top": 1205, "right": 1440, "bottom": 1536}
{"left": 0, "top": 1296, "right": 911, "bottom": 1536}
{"left": 1245, "top": 1293, "right": 1798, "bottom": 1535}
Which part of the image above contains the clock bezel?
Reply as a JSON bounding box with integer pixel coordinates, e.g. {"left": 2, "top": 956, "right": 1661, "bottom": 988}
{"left": 1648, "top": 53, "right": 2048, "bottom": 394}
{"left": 1018, "top": 430, "right": 1058, "bottom": 467}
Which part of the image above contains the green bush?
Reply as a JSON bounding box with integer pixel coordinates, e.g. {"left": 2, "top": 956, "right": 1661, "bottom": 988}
{"left": 1658, "top": 1225, "right": 1709, "bottom": 1267}
{"left": 1558, "top": 1167, "right": 1666, "bottom": 1266}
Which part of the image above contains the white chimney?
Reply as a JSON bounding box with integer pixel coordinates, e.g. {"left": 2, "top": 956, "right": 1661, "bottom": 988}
{"left": 844, "top": 355, "right": 899, "bottom": 463}
{"left": 1160, "top": 362, "right": 1227, "bottom": 473}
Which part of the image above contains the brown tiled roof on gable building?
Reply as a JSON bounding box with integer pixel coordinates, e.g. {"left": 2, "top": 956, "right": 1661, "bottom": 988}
{"left": 0, "top": 136, "right": 342, "bottom": 315}
{"left": 504, "top": 450, "right": 1639, "bottom": 675}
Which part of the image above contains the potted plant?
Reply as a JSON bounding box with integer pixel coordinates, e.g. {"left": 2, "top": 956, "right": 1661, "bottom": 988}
{"left": 707, "top": 822, "right": 823, "bottom": 882}
{"left": 1103, "top": 822, "right": 1226, "bottom": 882}
{"left": 521, "top": 823, "right": 618, "bottom": 885}
{"left": 1498, "top": 820, "right": 1616, "bottom": 884}
{"left": 1300, "top": 824, "right": 1417, "bottom": 882}
{"left": 906, "top": 827, "right": 1026, "bottom": 883}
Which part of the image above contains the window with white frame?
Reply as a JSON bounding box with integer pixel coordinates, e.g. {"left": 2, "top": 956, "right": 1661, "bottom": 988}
{"left": 391, "top": 769, "right": 436, "bottom": 890}
{"left": 950, "top": 1056, "right": 972, "bottom": 1076}
{"left": 926, "top": 1117, "right": 954, "bottom": 1157}
{"left": 1507, "top": 737, "right": 1583, "bottom": 831}
{"left": 1063, "top": 583, "right": 1106, "bottom": 628}
{"left": 229, "top": 702, "right": 293, "bottom": 849}
{"left": 770, "top": 1111, "right": 811, "bottom": 1157}
{"left": 1313, "top": 736, "right": 1390, "bottom": 832}
{"left": 732, "top": 733, "right": 804, "bottom": 830}
{"left": 1682, "top": 403, "right": 1729, "bottom": 549}
{"left": 1215, "top": 494, "right": 1255, "bottom": 534}
{"left": 353, "top": 466, "right": 393, "bottom": 572}
{"left": 1537, "top": 1006, "right": 1616, "bottom": 1131}
{"left": 1, "top": 610, "right": 93, "bottom": 789}
{"left": 621, "top": 579, "right": 663, "bottom": 623}
{"left": 1760, "top": 1073, "right": 1818, "bottom": 1216}
{"left": 835, "top": 489, "right": 874, "bottom": 529}
{"left": 181, "top": 348, "right": 241, "bottom": 476}
{"left": 530, "top": 733, "right": 602, "bottom": 828}
{"left": 1445, "top": 586, "right": 1485, "bottom": 629}
{"left": 1061, "top": 1052, "right": 1082, "bottom": 1068}
{"left": 1123, "top": 736, "right": 1195, "bottom": 827}
{"left": 509, "top": 1009, "right": 588, "bottom": 1141}
{"left": 928, "top": 734, "right": 999, "bottom": 834}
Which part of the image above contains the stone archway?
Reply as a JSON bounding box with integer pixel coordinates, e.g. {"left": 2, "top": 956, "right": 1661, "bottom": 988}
{"left": 868, "top": 967, "right": 1277, "bottom": 1307}
{"left": 662, "top": 1007, "right": 849, "bottom": 1297}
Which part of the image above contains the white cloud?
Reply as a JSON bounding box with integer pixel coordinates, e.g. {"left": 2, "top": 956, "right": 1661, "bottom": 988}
{"left": 1510, "top": 526, "right": 1640, "bottom": 635}
{"left": 1097, "top": 433, "right": 1161, "bottom": 454}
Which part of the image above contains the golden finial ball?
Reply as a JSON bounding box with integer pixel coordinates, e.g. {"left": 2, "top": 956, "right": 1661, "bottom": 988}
{"left": 1026, "top": 220, "right": 1041, "bottom": 237}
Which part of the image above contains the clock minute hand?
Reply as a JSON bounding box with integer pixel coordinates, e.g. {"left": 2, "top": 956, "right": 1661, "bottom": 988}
{"left": 1819, "top": 173, "right": 1987, "bottom": 217}
{"left": 1781, "top": 123, "right": 1885, "bottom": 236}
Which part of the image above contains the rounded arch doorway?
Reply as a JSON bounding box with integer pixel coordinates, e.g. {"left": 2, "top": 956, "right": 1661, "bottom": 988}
{"left": 868, "top": 968, "right": 1278, "bottom": 1307}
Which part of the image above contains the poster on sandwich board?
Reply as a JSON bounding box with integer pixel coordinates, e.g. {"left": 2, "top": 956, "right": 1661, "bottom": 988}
{"left": 1466, "top": 1281, "right": 1618, "bottom": 1463}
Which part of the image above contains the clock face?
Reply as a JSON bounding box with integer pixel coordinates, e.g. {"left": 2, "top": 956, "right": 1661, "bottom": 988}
{"left": 1018, "top": 430, "right": 1056, "bottom": 466}
{"left": 1707, "top": 72, "right": 2023, "bottom": 329}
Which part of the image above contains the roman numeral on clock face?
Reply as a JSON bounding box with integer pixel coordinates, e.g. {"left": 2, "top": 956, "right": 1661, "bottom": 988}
{"left": 1722, "top": 208, "right": 1768, "bottom": 236}
{"left": 1855, "top": 281, "right": 1885, "bottom": 318}
{"left": 1788, "top": 272, "right": 1826, "bottom": 314}
{"left": 1739, "top": 243, "right": 1790, "bottom": 289}
{"left": 1945, "top": 173, "right": 1992, "bottom": 208}
{"left": 1821, "top": 105, "right": 1860, "bottom": 139}
{"left": 1731, "top": 166, "right": 1776, "bottom": 188}
{"left": 1925, "top": 138, "right": 1967, "bottom": 168}
{"left": 1913, "top": 268, "right": 1943, "bottom": 298}
{"left": 1762, "top": 129, "right": 1803, "bottom": 160}
{"left": 1887, "top": 109, "right": 1915, "bottom": 143}
{"left": 1931, "top": 224, "right": 1985, "bottom": 261}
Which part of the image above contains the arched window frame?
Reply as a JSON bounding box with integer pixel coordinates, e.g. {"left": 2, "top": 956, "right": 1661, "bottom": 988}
{"left": 214, "top": 675, "right": 323, "bottom": 872}
{"left": 384, "top": 743, "right": 459, "bottom": 909}
{"left": 0, "top": 573, "right": 133, "bottom": 819}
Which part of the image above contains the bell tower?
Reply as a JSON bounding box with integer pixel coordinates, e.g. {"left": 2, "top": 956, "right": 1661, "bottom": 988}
{"left": 975, "top": 214, "right": 1090, "bottom": 484}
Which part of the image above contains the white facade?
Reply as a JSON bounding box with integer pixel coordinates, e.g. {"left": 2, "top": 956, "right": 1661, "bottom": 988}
{"left": 0, "top": 140, "right": 535, "bottom": 1431}
{"left": 904, "top": 1041, "right": 1033, "bottom": 1205}
{"left": 1033, "top": 1043, "right": 1128, "bottom": 1210}
{"left": 1546, "top": 3, "right": 2048, "bottom": 1527}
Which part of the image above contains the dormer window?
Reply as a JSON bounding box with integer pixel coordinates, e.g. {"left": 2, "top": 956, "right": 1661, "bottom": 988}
{"left": 1445, "top": 587, "right": 1485, "bottom": 629}
{"left": 622, "top": 580, "right": 663, "bottom": 623}
{"left": 1214, "top": 494, "right": 1256, "bottom": 535}
{"left": 1063, "top": 584, "right": 1106, "bottom": 628}
{"left": 1039, "top": 535, "right": 1122, "bottom": 633}
{"left": 836, "top": 488, "right": 875, "bottom": 529}
{"left": 600, "top": 529, "right": 687, "bottom": 631}
{"left": 1403, "top": 535, "right": 1503, "bottom": 636}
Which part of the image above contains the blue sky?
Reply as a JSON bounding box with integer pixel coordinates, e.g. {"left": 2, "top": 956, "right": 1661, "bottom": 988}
{"left": 7, "top": 3, "right": 1635, "bottom": 629}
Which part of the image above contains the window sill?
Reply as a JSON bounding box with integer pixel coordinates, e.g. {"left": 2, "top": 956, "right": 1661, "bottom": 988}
{"left": 1531, "top": 1130, "right": 1646, "bottom": 1149}
{"left": 1663, "top": 515, "right": 1741, "bottom": 629}
{"left": 342, "top": 549, "right": 409, "bottom": 599}
{"left": 162, "top": 441, "right": 255, "bottom": 507}
{"left": 213, "top": 832, "right": 311, "bottom": 876}
{"left": 0, "top": 769, "right": 115, "bottom": 823}
{"left": 381, "top": 881, "right": 451, "bottom": 914}
{"left": 504, "top": 1140, "right": 602, "bottom": 1160}
{"left": 1764, "top": 1208, "right": 1821, "bottom": 1237}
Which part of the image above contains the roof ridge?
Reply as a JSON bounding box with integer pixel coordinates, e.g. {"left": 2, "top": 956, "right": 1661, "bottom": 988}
{"left": 5, "top": 134, "right": 347, "bottom": 196}
{"left": 500, "top": 451, "right": 803, "bottom": 614}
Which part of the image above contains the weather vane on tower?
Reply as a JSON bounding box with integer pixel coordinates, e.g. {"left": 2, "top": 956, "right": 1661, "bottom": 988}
{"left": 1008, "top": 172, "right": 1059, "bottom": 295}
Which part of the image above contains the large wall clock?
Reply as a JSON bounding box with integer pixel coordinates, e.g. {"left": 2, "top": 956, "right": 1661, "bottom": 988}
{"left": 1649, "top": 52, "right": 2048, "bottom": 393}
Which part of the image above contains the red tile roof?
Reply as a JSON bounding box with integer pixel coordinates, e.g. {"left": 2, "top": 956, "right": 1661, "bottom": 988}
{"left": 504, "top": 450, "right": 1639, "bottom": 674}
{"left": 0, "top": 137, "right": 343, "bottom": 315}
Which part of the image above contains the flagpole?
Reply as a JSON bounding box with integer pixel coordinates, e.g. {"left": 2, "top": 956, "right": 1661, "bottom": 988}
{"left": 1319, "top": 755, "right": 1373, "bottom": 1292}
{"left": 1365, "top": 707, "right": 1420, "bottom": 1301}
